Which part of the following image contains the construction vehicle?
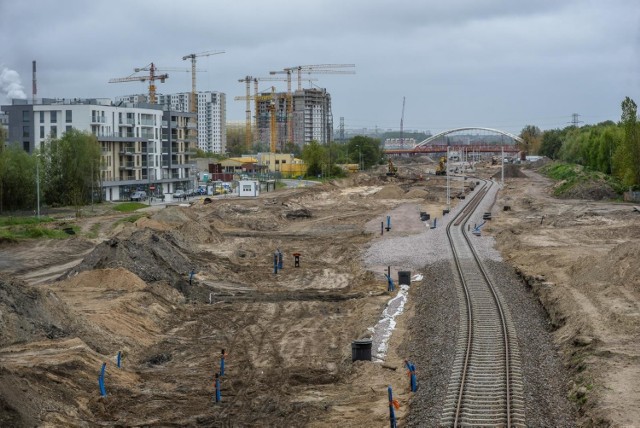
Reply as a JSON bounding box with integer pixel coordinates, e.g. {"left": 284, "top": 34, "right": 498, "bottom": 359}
{"left": 435, "top": 156, "right": 447, "bottom": 175}
{"left": 386, "top": 159, "right": 398, "bottom": 176}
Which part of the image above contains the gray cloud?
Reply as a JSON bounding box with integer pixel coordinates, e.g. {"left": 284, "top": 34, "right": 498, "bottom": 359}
{"left": 1, "top": 0, "right": 639, "bottom": 134}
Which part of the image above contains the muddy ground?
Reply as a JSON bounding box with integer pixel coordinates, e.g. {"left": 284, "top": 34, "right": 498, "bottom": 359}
{"left": 1, "top": 158, "right": 638, "bottom": 426}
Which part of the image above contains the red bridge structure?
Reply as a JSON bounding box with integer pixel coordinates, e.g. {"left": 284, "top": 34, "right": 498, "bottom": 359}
{"left": 384, "top": 127, "right": 523, "bottom": 156}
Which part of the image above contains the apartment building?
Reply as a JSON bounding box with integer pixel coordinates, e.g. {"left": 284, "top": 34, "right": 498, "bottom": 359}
{"left": 157, "top": 91, "right": 227, "bottom": 154}
{"left": 255, "top": 88, "right": 333, "bottom": 148}
{"left": 1, "top": 98, "right": 196, "bottom": 201}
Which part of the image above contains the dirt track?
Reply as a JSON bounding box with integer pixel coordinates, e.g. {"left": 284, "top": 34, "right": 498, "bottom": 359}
{"left": 1, "top": 159, "right": 639, "bottom": 426}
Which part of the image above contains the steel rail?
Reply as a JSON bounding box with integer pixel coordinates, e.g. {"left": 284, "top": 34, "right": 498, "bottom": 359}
{"left": 441, "top": 179, "right": 525, "bottom": 427}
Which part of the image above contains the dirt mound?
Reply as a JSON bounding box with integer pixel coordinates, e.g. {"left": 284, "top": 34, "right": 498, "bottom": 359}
{"left": 0, "top": 274, "right": 73, "bottom": 347}
{"left": 140, "top": 206, "right": 224, "bottom": 244}
{"left": 405, "top": 188, "right": 429, "bottom": 198}
{"left": 374, "top": 185, "right": 405, "bottom": 199}
{"left": 61, "top": 228, "right": 195, "bottom": 284}
{"left": 570, "top": 241, "right": 640, "bottom": 289}
{"left": 493, "top": 164, "right": 527, "bottom": 179}
{"left": 54, "top": 268, "right": 182, "bottom": 348}
{"left": 557, "top": 179, "right": 619, "bottom": 200}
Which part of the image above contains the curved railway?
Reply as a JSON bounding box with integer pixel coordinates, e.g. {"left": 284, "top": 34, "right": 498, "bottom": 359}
{"left": 440, "top": 179, "right": 526, "bottom": 427}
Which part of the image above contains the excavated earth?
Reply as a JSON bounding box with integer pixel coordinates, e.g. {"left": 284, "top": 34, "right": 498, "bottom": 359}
{"left": 0, "top": 158, "right": 638, "bottom": 427}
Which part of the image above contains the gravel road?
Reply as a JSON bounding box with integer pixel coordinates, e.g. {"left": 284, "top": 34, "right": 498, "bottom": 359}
{"left": 364, "top": 181, "right": 576, "bottom": 426}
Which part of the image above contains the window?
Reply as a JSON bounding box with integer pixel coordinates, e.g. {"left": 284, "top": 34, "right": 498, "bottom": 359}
{"left": 40, "top": 111, "right": 45, "bottom": 123}
{"left": 50, "top": 126, "right": 57, "bottom": 138}
{"left": 40, "top": 126, "right": 45, "bottom": 138}
{"left": 50, "top": 111, "right": 57, "bottom": 123}
{"left": 66, "top": 110, "right": 72, "bottom": 123}
{"left": 66, "top": 125, "right": 72, "bottom": 134}
{"left": 22, "top": 110, "right": 30, "bottom": 122}
{"left": 23, "top": 126, "right": 30, "bottom": 137}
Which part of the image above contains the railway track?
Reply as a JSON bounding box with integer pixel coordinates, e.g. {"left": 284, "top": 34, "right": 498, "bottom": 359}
{"left": 440, "top": 179, "right": 526, "bottom": 427}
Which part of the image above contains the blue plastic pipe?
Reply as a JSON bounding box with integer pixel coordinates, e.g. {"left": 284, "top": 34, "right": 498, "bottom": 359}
{"left": 388, "top": 386, "right": 397, "bottom": 428}
{"left": 220, "top": 349, "right": 225, "bottom": 377}
{"left": 384, "top": 274, "right": 395, "bottom": 292}
{"left": 98, "top": 362, "right": 107, "bottom": 397}
{"left": 215, "top": 373, "right": 221, "bottom": 403}
{"left": 117, "top": 351, "right": 121, "bottom": 368}
{"left": 405, "top": 360, "right": 418, "bottom": 392}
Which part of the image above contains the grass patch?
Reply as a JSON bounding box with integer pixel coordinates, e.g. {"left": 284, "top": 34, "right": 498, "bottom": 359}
{"left": 113, "top": 213, "right": 147, "bottom": 228}
{"left": 85, "top": 222, "right": 102, "bottom": 239}
{"left": 113, "top": 202, "right": 148, "bottom": 213}
{"left": 0, "top": 225, "right": 70, "bottom": 240}
{"left": 0, "top": 216, "right": 55, "bottom": 227}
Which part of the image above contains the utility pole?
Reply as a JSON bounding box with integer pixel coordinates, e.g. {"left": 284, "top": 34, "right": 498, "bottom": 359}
{"left": 446, "top": 146, "right": 450, "bottom": 211}
{"left": 399, "top": 96, "right": 406, "bottom": 149}
{"left": 501, "top": 146, "right": 504, "bottom": 185}
{"left": 35, "top": 154, "right": 40, "bottom": 219}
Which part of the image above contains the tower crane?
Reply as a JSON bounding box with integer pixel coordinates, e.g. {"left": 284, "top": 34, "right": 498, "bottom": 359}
{"left": 268, "top": 86, "right": 277, "bottom": 153}
{"left": 108, "top": 63, "right": 168, "bottom": 104}
{"left": 269, "top": 64, "right": 355, "bottom": 143}
{"left": 236, "top": 76, "right": 318, "bottom": 150}
{"left": 181, "top": 50, "right": 225, "bottom": 114}
{"left": 237, "top": 76, "right": 254, "bottom": 150}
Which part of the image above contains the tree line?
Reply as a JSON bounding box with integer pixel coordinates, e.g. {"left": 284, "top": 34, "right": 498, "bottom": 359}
{"left": 0, "top": 129, "right": 100, "bottom": 214}
{"left": 522, "top": 96, "right": 640, "bottom": 189}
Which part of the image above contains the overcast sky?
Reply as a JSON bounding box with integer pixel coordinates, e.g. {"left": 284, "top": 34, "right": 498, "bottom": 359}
{"left": 1, "top": 0, "right": 639, "bottom": 135}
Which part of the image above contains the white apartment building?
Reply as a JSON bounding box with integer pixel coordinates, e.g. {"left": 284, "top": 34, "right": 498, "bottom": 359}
{"left": 2, "top": 98, "right": 196, "bottom": 201}
{"left": 157, "top": 91, "right": 226, "bottom": 154}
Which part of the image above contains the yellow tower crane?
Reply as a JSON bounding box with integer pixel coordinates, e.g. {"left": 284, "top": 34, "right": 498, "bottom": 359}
{"left": 270, "top": 64, "right": 355, "bottom": 143}
{"left": 108, "top": 62, "right": 168, "bottom": 104}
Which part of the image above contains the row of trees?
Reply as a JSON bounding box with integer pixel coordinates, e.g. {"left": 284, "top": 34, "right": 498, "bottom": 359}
{"left": 524, "top": 96, "right": 640, "bottom": 188}
{"left": 226, "top": 125, "right": 385, "bottom": 178}
{"left": 300, "top": 136, "right": 384, "bottom": 177}
{"left": 0, "top": 129, "right": 101, "bottom": 214}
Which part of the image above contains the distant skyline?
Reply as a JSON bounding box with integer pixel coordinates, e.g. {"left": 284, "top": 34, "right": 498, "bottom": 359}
{"left": 1, "top": 0, "right": 639, "bottom": 136}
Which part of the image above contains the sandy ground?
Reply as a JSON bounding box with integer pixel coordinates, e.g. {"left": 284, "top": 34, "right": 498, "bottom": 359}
{"left": 490, "top": 167, "right": 640, "bottom": 427}
{"left": 1, "top": 159, "right": 638, "bottom": 426}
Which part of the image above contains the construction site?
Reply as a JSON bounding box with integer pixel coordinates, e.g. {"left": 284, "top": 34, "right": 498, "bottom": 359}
{"left": 1, "top": 156, "right": 640, "bottom": 426}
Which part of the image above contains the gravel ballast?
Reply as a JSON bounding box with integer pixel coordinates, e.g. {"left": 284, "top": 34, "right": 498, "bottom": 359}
{"left": 363, "top": 180, "right": 576, "bottom": 426}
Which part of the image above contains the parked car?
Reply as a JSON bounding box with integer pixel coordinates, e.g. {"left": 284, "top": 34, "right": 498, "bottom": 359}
{"left": 174, "top": 190, "right": 186, "bottom": 199}
{"left": 130, "top": 191, "right": 147, "bottom": 202}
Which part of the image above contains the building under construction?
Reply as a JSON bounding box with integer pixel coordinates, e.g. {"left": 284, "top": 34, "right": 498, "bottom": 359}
{"left": 255, "top": 88, "right": 333, "bottom": 150}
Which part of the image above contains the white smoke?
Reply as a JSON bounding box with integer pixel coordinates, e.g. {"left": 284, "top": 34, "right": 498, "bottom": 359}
{"left": 0, "top": 67, "right": 27, "bottom": 101}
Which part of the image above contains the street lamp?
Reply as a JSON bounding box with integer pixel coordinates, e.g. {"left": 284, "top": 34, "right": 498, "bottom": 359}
{"left": 35, "top": 153, "right": 40, "bottom": 219}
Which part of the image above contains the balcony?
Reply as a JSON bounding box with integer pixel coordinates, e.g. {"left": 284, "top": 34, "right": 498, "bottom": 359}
{"left": 119, "top": 161, "right": 137, "bottom": 170}
{"left": 91, "top": 116, "right": 106, "bottom": 124}
{"left": 119, "top": 118, "right": 135, "bottom": 126}
{"left": 96, "top": 131, "right": 144, "bottom": 142}
{"left": 141, "top": 118, "right": 156, "bottom": 126}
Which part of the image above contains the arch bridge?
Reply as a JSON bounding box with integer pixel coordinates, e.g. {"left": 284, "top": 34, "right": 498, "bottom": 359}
{"left": 385, "top": 127, "right": 523, "bottom": 155}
